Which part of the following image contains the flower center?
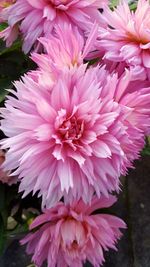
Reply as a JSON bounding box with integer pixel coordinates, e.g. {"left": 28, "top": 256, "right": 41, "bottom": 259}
{"left": 0, "top": 0, "right": 15, "bottom": 8}
{"left": 43, "top": 0, "right": 69, "bottom": 8}
{"left": 58, "top": 116, "right": 84, "bottom": 142}
{"left": 61, "top": 218, "right": 87, "bottom": 257}
{"left": 50, "top": 0, "right": 68, "bottom": 5}
{"left": 71, "top": 240, "right": 78, "bottom": 249}
{"left": 27, "top": 0, "right": 69, "bottom": 10}
{"left": 126, "top": 32, "right": 149, "bottom": 45}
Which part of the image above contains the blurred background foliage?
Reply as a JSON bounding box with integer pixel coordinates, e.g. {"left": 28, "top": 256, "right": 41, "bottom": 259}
{"left": 0, "top": 38, "right": 37, "bottom": 254}
{"left": 0, "top": 39, "right": 36, "bottom": 103}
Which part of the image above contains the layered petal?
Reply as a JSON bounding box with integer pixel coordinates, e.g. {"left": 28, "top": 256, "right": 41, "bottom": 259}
{"left": 0, "top": 0, "right": 106, "bottom": 52}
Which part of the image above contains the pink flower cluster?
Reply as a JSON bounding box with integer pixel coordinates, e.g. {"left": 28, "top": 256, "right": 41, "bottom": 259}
{"left": 0, "top": 0, "right": 150, "bottom": 266}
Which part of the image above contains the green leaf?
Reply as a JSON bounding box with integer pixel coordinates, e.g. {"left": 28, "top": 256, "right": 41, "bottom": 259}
{"left": 109, "top": 0, "right": 137, "bottom": 10}
{"left": 0, "top": 40, "right": 21, "bottom": 56}
{"left": 7, "top": 223, "right": 29, "bottom": 240}
{"left": 0, "top": 41, "right": 21, "bottom": 56}
{"left": 0, "top": 78, "right": 12, "bottom": 102}
{"left": 129, "top": 2, "right": 137, "bottom": 11}
{"left": 0, "top": 45, "right": 36, "bottom": 103}
{"left": 142, "top": 147, "right": 150, "bottom": 156}
{"left": 109, "top": 0, "right": 119, "bottom": 8}
{"left": 0, "top": 22, "right": 7, "bottom": 32}
{"left": 141, "top": 137, "right": 150, "bottom": 156}
{"left": 0, "top": 39, "right": 37, "bottom": 104}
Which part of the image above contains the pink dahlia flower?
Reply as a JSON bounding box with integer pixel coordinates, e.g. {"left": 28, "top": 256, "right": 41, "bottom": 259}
{"left": 32, "top": 23, "right": 98, "bottom": 70}
{"left": 0, "top": 64, "right": 125, "bottom": 207}
{"left": 21, "top": 195, "right": 126, "bottom": 267}
{"left": 95, "top": 0, "right": 150, "bottom": 80}
{"left": 1, "top": 56, "right": 150, "bottom": 206}
{"left": 101, "top": 69, "right": 150, "bottom": 168}
{"left": 0, "top": 0, "right": 106, "bottom": 53}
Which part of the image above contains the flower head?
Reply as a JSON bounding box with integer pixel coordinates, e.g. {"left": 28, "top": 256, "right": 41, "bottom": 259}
{"left": 0, "top": 0, "right": 106, "bottom": 53}
{"left": 32, "top": 23, "right": 98, "bottom": 71}
{"left": 1, "top": 57, "right": 150, "bottom": 207}
{"left": 0, "top": 63, "right": 124, "bottom": 207}
{"left": 96, "top": 0, "right": 150, "bottom": 80}
{"left": 21, "top": 195, "right": 126, "bottom": 267}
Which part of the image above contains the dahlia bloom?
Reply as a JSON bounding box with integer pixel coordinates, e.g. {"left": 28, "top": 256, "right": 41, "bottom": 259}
{"left": 1, "top": 59, "right": 150, "bottom": 207}
{"left": 0, "top": 64, "right": 125, "bottom": 207}
{"left": 0, "top": 0, "right": 106, "bottom": 53}
{"left": 30, "top": 23, "right": 98, "bottom": 91}
{"left": 32, "top": 23, "right": 98, "bottom": 71}
{"left": 96, "top": 0, "right": 150, "bottom": 80}
{"left": 103, "top": 69, "right": 150, "bottom": 167}
{"left": 21, "top": 195, "right": 126, "bottom": 267}
{"left": 0, "top": 149, "right": 17, "bottom": 185}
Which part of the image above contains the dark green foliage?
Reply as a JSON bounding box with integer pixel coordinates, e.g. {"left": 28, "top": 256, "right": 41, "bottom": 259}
{"left": 0, "top": 39, "right": 36, "bottom": 103}
{"left": 142, "top": 137, "right": 150, "bottom": 156}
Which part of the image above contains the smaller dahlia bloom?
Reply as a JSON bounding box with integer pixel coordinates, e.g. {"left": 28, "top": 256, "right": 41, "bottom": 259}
{"left": 0, "top": 0, "right": 106, "bottom": 53}
{"left": 21, "top": 195, "right": 126, "bottom": 267}
{"left": 0, "top": 149, "right": 17, "bottom": 185}
{"left": 29, "top": 23, "right": 98, "bottom": 92}
{"left": 111, "top": 70, "right": 150, "bottom": 135}
{"left": 96, "top": 0, "right": 150, "bottom": 80}
{"left": 32, "top": 23, "right": 98, "bottom": 71}
{"left": 102, "top": 69, "right": 150, "bottom": 168}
